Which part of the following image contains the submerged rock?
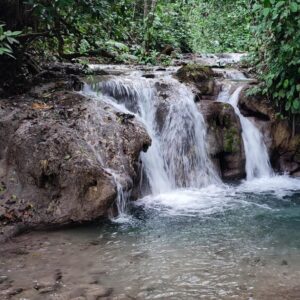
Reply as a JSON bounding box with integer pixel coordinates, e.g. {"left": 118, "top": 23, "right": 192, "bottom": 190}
{"left": 0, "top": 89, "right": 150, "bottom": 233}
{"left": 199, "top": 101, "right": 246, "bottom": 180}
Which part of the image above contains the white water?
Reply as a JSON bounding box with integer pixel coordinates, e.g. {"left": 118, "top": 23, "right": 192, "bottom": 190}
{"left": 90, "top": 75, "right": 220, "bottom": 193}
{"left": 218, "top": 82, "right": 274, "bottom": 180}
{"left": 159, "top": 78, "right": 220, "bottom": 188}
{"left": 96, "top": 77, "right": 173, "bottom": 195}
{"left": 83, "top": 65, "right": 300, "bottom": 218}
{"left": 83, "top": 73, "right": 221, "bottom": 213}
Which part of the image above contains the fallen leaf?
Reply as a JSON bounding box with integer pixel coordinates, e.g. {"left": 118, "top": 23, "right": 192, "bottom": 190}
{"left": 31, "top": 103, "right": 53, "bottom": 110}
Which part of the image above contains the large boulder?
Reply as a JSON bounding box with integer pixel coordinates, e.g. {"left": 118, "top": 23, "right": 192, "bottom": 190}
{"left": 269, "top": 120, "right": 300, "bottom": 175}
{"left": 199, "top": 101, "right": 246, "bottom": 180}
{"left": 0, "top": 89, "right": 150, "bottom": 233}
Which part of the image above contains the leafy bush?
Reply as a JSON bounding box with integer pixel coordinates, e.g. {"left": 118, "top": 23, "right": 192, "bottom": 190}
{"left": 0, "top": 24, "right": 21, "bottom": 58}
{"left": 252, "top": 0, "right": 300, "bottom": 116}
{"left": 188, "top": 0, "right": 253, "bottom": 53}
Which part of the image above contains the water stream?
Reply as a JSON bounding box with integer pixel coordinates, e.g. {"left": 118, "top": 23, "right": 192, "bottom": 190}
{"left": 217, "top": 73, "right": 274, "bottom": 180}
{"left": 1, "top": 63, "right": 300, "bottom": 300}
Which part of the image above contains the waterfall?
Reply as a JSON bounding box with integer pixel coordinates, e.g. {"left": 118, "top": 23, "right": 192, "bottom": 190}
{"left": 158, "top": 78, "right": 220, "bottom": 188}
{"left": 99, "top": 77, "right": 173, "bottom": 195}
{"left": 218, "top": 83, "right": 273, "bottom": 180}
{"left": 84, "top": 74, "right": 220, "bottom": 207}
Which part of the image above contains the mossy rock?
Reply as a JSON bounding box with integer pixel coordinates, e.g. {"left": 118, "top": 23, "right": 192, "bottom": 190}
{"left": 223, "top": 127, "right": 240, "bottom": 153}
{"left": 176, "top": 64, "right": 214, "bottom": 83}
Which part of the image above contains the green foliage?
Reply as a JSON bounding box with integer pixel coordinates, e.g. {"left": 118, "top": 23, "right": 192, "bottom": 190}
{"left": 189, "top": 0, "right": 253, "bottom": 53}
{"left": 2, "top": 0, "right": 255, "bottom": 63}
{"left": 0, "top": 24, "right": 21, "bottom": 58}
{"left": 252, "top": 0, "right": 300, "bottom": 116}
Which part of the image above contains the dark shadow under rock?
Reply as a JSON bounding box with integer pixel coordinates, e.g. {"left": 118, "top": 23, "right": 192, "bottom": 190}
{"left": 199, "top": 101, "right": 246, "bottom": 180}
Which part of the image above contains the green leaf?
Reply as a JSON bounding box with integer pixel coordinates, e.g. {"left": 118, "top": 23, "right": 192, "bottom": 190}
{"left": 293, "top": 99, "right": 300, "bottom": 110}
{"left": 290, "top": 2, "right": 298, "bottom": 13}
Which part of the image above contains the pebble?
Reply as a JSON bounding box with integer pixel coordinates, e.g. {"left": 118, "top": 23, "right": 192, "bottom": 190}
{"left": 0, "top": 275, "right": 8, "bottom": 284}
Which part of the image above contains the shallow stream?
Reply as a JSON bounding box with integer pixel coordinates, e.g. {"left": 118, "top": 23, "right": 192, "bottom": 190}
{"left": 1, "top": 177, "right": 300, "bottom": 299}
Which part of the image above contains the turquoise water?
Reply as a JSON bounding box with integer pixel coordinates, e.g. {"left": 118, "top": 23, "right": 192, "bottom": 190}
{"left": 67, "top": 177, "right": 300, "bottom": 299}
{"left": 2, "top": 177, "right": 300, "bottom": 299}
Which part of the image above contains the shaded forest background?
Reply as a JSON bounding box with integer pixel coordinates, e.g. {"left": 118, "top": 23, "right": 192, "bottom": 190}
{"left": 0, "top": 0, "right": 300, "bottom": 120}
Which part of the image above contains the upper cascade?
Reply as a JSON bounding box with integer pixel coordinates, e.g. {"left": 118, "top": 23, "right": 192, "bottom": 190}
{"left": 217, "top": 71, "right": 274, "bottom": 180}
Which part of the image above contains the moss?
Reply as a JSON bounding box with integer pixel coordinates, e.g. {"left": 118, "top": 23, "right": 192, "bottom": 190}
{"left": 223, "top": 127, "right": 240, "bottom": 153}
{"left": 176, "top": 63, "right": 213, "bottom": 83}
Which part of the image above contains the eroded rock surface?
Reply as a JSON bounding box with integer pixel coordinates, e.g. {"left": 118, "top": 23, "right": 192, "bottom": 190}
{"left": 0, "top": 86, "right": 150, "bottom": 237}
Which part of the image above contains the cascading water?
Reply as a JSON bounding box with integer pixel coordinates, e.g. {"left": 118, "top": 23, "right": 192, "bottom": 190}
{"left": 217, "top": 76, "right": 274, "bottom": 180}
{"left": 86, "top": 77, "right": 173, "bottom": 195}
{"left": 158, "top": 78, "right": 220, "bottom": 188}
{"left": 83, "top": 72, "right": 220, "bottom": 213}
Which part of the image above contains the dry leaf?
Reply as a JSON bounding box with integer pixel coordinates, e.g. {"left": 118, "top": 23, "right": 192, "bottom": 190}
{"left": 31, "top": 103, "right": 53, "bottom": 110}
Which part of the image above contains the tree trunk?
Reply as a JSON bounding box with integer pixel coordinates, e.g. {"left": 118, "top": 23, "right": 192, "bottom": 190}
{"left": 144, "top": 0, "right": 149, "bottom": 20}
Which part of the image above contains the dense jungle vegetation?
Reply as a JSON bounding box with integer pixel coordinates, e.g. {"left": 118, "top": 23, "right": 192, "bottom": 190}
{"left": 0, "top": 0, "right": 300, "bottom": 119}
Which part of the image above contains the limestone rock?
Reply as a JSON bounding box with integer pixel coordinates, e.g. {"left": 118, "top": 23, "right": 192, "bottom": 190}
{"left": 0, "top": 90, "right": 150, "bottom": 230}
{"left": 199, "top": 101, "right": 246, "bottom": 180}
{"left": 238, "top": 87, "right": 275, "bottom": 121}
{"left": 175, "top": 64, "right": 219, "bottom": 100}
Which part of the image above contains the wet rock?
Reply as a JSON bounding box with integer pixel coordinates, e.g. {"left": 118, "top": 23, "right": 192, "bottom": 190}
{"left": 175, "top": 64, "right": 217, "bottom": 99}
{"left": 281, "top": 259, "right": 288, "bottom": 266}
{"left": 42, "top": 62, "right": 88, "bottom": 76}
{"left": 1, "top": 287, "right": 23, "bottom": 297}
{"left": 142, "top": 74, "right": 155, "bottom": 79}
{"left": 269, "top": 121, "right": 300, "bottom": 175}
{"left": 238, "top": 87, "right": 275, "bottom": 121}
{"left": 0, "top": 276, "right": 8, "bottom": 284}
{"left": 199, "top": 101, "right": 246, "bottom": 180}
{"left": 237, "top": 87, "right": 300, "bottom": 176}
{"left": 0, "top": 90, "right": 150, "bottom": 231}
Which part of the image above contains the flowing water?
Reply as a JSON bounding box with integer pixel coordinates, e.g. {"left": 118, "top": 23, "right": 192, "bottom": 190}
{"left": 217, "top": 73, "right": 274, "bottom": 180}
{"left": 2, "top": 177, "right": 300, "bottom": 300}
{"left": 2, "top": 64, "right": 300, "bottom": 300}
{"left": 83, "top": 72, "right": 220, "bottom": 207}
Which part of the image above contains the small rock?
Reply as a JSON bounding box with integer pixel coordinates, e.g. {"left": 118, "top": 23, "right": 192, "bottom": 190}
{"left": 142, "top": 74, "right": 155, "bottom": 79}
{"left": 86, "top": 286, "right": 113, "bottom": 300}
{"left": 281, "top": 259, "right": 288, "bottom": 266}
{"left": 5, "top": 287, "right": 23, "bottom": 296}
{"left": 54, "top": 269, "right": 63, "bottom": 282}
{"left": 34, "top": 281, "right": 53, "bottom": 290}
{"left": 89, "top": 240, "right": 100, "bottom": 246}
{"left": 39, "top": 286, "right": 56, "bottom": 294}
{"left": 0, "top": 276, "right": 8, "bottom": 284}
